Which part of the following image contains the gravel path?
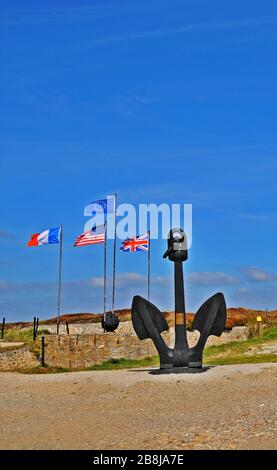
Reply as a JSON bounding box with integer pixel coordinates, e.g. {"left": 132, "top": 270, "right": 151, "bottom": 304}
{"left": 0, "top": 363, "right": 276, "bottom": 450}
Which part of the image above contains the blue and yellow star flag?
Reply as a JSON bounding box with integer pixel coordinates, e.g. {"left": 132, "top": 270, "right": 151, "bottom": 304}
{"left": 84, "top": 196, "right": 115, "bottom": 216}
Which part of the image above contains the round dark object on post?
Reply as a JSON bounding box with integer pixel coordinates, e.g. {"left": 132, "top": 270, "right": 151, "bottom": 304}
{"left": 102, "top": 312, "right": 119, "bottom": 332}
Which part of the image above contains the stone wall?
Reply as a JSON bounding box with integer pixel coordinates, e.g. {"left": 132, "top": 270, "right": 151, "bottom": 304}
{"left": 37, "top": 323, "right": 104, "bottom": 335}
{"left": 43, "top": 331, "right": 169, "bottom": 369}
{"left": 34, "top": 321, "right": 249, "bottom": 343}
{"left": 43, "top": 325, "right": 249, "bottom": 370}
{"left": 0, "top": 322, "right": 249, "bottom": 371}
{"left": 0, "top": 347, "right": 40, "bottom": 371}
{"left": 193, "top": 326, "right": 249, "bottom": 347}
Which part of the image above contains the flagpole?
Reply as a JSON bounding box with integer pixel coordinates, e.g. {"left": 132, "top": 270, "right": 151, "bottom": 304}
{"left": 103, "top": 222, "right": 107, "bottom": 331}
{"left": 56, "top": 224, "right": 63, "bottom": 335}
{"left": 112, "top": 193, "right": 117, "bottom": 315}
{"left": 147, "top": 230, "right": 151, "bottom": 300}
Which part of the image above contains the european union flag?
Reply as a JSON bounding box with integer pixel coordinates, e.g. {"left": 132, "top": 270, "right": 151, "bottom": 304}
{"left": 84, "top": 196, "right": 115, "bottom": 216}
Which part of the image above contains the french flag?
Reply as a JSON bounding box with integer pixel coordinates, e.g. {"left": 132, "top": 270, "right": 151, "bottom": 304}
{"left": 27, "top": 227, "right": 61, "bottom": 247}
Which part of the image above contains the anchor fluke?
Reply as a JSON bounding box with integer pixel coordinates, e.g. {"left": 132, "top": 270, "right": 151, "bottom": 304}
{"left": 192, "top": 292, "right": 227, "bottom": 338}
{"left": 188, "top": 292, "right": 227, "bottom": 368}
{"left": 131, "top": 295, "right": 168, "bottom": 340}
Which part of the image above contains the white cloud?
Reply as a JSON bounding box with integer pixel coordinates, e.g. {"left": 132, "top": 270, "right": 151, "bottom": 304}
{"left": 89, "top": 272, "right": 168, "bottom": 288}
{"left": 89, "top": 277, "right": 105, "bottom": 288}
{"left": 243, "top": 267, "right": 277, "bottom": 282}
{"left": 0, "top": 272, "right": 168, "bottom": 296}
{"left": 188, "top": 271, "right": 239, "bottom": 286}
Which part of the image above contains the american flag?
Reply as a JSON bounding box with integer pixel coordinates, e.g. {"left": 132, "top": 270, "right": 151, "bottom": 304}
{"left": 74, "top": 225, "right": 105, "bottom": 247}
{"left": 120, "top": 232, "right": 149, "bottom": 253}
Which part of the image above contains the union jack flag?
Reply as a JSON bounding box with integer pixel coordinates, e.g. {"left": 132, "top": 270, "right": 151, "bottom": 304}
{"left": 120, "top": 232, "right": 149, "bottom": 253}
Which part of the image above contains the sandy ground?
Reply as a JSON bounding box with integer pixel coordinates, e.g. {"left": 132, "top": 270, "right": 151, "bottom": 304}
{"left": 0, "top": 363, "right": 276, "bottom": 450}
{"left": 0, "top": 342, "right": 24, "bottom": 349}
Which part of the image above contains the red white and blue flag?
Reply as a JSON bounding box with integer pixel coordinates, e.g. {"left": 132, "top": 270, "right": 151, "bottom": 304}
{"left": 120, "top": 232, "right": 149, "bottom": 253}
{"left": 27, "top": 227, "right": 61, "bottom": 247}
{"left": 74, "top": 225, "right": 105, "bottom": 247}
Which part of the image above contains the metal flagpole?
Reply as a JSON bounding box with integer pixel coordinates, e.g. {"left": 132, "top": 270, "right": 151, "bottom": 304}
{"left": 112, "top": 193, "right": 117, "bottom": 315}
{"left": 147, "top": 230, "right": 151, "bottom": 300}
{"left": 56, "top": 224, "right": 63, "bottom": 335}
{"left": 103, "top": 222, "right": 107, "bottom": 331}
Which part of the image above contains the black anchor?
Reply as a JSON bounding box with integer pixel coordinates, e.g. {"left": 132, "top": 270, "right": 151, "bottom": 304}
{"left": 131, "top": 228, "right": 227, "bottom": 369}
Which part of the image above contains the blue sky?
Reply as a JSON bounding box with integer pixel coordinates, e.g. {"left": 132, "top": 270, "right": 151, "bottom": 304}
{"left": 1, "top": 0, "right": 277, "bottom": 321}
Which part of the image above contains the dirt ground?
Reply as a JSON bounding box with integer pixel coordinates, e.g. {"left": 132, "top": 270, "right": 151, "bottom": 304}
{"left": 0, "top": 363, "right": 276, "bottom": 450}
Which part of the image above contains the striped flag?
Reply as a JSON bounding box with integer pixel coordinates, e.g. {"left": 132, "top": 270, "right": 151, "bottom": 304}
{"left": 27, "top": 226, "right": 61, "bottom": 246}
{"left": 74, "top": 225, "right": 105, "bottom": 247}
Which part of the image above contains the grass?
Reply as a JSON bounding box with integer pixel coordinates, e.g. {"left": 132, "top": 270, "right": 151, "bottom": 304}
{"left": 203, "top": 326, "right": 277, "bottom": 365}
{"left": 11, "top": 357, "right": 159, "bottom": 374}
{"left": 87, "top": 356, "right": 160, "bottom": 371}
{"left": 1, "top": 328, "right": 50, "bottom": 356}
{"left": 260, "top": 326, "right": 277, "bottom": 340}
{"left": 204, "top": 354, "right": 277, "bottom": 365}
{"left": 2, "top": 328, "right": 50, "bottom": 344}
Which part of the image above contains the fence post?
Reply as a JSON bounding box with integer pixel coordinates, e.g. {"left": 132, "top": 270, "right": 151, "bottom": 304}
{"left": 36, "top": 317, "right": 39, "bottom": 335}
{"left": 41, "top": 336, "right": 45, "bottom": 367}
{"left": 1, "top": 317, "right": 5, "bottom": 340}
{"left": 33, "top": 316, "right": 37, "bottom": 341}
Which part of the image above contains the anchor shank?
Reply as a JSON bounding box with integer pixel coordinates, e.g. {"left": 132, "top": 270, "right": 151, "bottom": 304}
{"left": 174, "top": 261, "right": 189, "bottom": 356}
